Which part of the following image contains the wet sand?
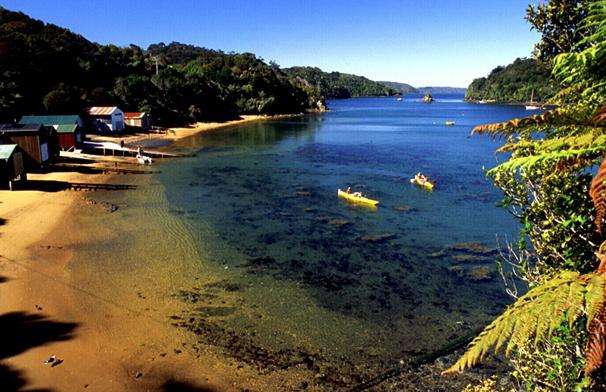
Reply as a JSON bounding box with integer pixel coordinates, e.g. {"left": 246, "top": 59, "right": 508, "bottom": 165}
{"left": 0, "top": 169, "right": 303, "bottom": 391}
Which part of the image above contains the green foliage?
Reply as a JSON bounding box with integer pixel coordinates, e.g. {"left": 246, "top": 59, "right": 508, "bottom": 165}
{"left": 446, "top": 272, "right": 604, "bottom": 373}
{"left": 510, "top": 318, "right": 589, "bottom": 391}
{"left": 451, "top": 1, "right": 606, "bottom": 388}
{"left": 0, "top": 8, "right": 319, "bottom": 125}
{"left": 283, "top": 66, "right": 396, "bottom": 99}
{"left": 378, "top": 81, "right": 417, "bottom": 94}
{"left": 465, "top": 58, "right": 558, "bottom": 103}
{"left": 526, "top": 0, "right": 591, "bottom": 64}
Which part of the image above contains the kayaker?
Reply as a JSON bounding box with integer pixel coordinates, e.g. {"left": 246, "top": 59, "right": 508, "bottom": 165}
{"left": 346, "top": 187, "right": 352, "bottom": 194}
{"left": 353, "top": 191, "right": 362, "bottom": 197}
{"left": 416, "top": 173, "right": 428, "bottom": 184}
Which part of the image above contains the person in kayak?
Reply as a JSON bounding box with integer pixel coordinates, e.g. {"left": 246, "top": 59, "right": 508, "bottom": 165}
{"left": 416, "top": 173, "right": 428, "bottom": 184}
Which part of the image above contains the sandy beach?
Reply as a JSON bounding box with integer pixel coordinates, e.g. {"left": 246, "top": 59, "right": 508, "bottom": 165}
{"left": 0, "top": 163, "right": 302, "bottom": 391}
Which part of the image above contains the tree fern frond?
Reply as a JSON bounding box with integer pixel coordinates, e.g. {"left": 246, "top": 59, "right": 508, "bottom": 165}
{"left": 472, "top": 107, "right": 601, "bottom": 138}
{"left": 586, "top": 273, "right": 606, "bottom": 323}
{"left": 444, "top": 271, "right": 606, "bottom": 374}
{"left": 590, "top": 158, "right": 606, "bottom": 234}
{"left": 593, "top": 106, "right": 606, "bottom": 125}
{"left": 487, "top": 148, "right": 603, "bottom": 176}
{"left": 586, "top": 306, "right": 606, "bottom": 375}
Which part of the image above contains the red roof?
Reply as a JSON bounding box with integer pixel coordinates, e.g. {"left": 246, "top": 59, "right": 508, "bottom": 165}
{"left": 124, "top": 112, "right": 146, "bottom": 119}
{"left": 88, "top": 107, "right": 120, "bottom": 116}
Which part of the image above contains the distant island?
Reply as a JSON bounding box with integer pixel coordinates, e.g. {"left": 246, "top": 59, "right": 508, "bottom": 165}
{"left": 283, "top": 67, "right": 397, "bottom": 99}
{"left": 465, "top": 58, "right": 557, "bottom": 104}
{"left": 378, "top": 83, "right": 466, "bottom": 96}
{"left": 417, "top": 87, "right": 467, "bottom": 95}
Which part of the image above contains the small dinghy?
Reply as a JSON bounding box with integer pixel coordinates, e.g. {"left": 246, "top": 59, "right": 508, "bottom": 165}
{"left": 136, "top": 154, "right": 153, "bottom": 165}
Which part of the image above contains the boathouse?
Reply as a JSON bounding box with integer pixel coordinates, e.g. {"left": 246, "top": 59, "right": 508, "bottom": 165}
{"left": 0, "top": 144, "right": 26, "bottom": 190}
{"left": 124, "top": 112, "right": 150, "bottom": 130}
{"left": 19, "top": 115, "right": 85, "bottom": 150}
{"left": 0, "top": 124, "right": 57, "bottom": 169}
{"left": 88, "top": 107, "right": 125, "bottom": 132}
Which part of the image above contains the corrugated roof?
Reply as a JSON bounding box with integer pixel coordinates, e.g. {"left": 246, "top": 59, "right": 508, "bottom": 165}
{"left": 124, "top": 112, "right": 146, "bottom": 119}
{"left": 19, "top": 115, "right": 80, "bottom": 126}
{"left": 0, "top": 144, "right": 17, "bottom": 160}
{"left": 88, "top": 107, "right": 119, "bottom": 116}
{"left": 56, "top": 124, "right": 78, "bottom": 133}
{"left": 0, "top": 124, "right": 44, "bottom": 133}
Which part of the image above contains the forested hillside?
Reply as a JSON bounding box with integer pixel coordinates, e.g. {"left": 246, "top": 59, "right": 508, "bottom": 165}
{"left": 283, "top": 67, "right": 396, "bottom": 99}
{"left": 378, "top": 81, "right": 417, "bottom": 94}
{"left": 465, "top": 58, "right": 557, "bottom": 103}
{"left": 0, "top": 7, "right": 320, "bottom": 125}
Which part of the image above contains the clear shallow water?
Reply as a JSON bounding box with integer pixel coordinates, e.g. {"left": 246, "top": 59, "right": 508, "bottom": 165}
{"left": 144, "top": 96, "right": 525, "bottom": 381}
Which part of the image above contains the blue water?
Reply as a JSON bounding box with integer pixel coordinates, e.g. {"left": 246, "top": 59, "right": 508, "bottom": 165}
{"left": 154, "top": 95, "right": 526, "bottom": 379}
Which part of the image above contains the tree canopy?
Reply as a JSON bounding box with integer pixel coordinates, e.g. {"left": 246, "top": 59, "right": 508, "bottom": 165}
{"left": 0, "top": 8, "right": 321, "bottom": 125}
{"left": 465, "top": 58, "right": 558, "bottom": 104}
{"left": 526, "top": 0, "right": 591, "bottom": 64}
{"left": 283, "top": 66, "right": 397, "bottom": 99}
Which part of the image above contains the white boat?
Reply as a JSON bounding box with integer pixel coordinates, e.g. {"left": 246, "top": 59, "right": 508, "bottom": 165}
{"left": 396, "top": 97, "right": 403, "bottom": 101}
{"left": 136, "top": 154, "right": 153, "bottom": 165}
{"left": 526, "top": 89, "right": 541, "bottom": 110}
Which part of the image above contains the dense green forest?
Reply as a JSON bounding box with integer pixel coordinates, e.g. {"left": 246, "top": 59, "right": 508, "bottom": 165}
{"left": 377, "top": 81, "right": 417, "bottom": 94}
{"left": 0, "top": 7, "right": 322, "bottom": 125}
{"left": 465, "top": 58, "right": 558, "bottom": 103}
{"left": 283, "top": 67, "right": 397, "bottom": 99}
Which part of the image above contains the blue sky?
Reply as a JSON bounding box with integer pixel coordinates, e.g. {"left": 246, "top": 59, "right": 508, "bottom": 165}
{"left": 2, "top": 0, "right": 540, "bottom": 87}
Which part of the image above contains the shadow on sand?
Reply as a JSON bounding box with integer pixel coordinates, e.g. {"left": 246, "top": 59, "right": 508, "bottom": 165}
{"left": 13, "top": 180, "right": 137, "bottom": 193}
{"left": 161, "top": 379, "right": 220, "bottom": 392}
{"left": 0, "top": 270, "right": 79, "bottom": 392}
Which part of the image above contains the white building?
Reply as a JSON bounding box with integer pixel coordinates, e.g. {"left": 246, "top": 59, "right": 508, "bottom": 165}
{"left": 87, "top": 107, "right": 125, "bottom": 132}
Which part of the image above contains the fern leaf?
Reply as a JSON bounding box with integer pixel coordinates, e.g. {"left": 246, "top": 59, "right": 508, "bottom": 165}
{"left": 590, "top": 157, "right": 606, "bottom": 234}
{"left": 586, "top": 273, "right": 606, "bottom": 323}
{"left": 443, "top": 271, "right": 606, "bottom": 374}
{"left": 586, "top": 306, "right": 606, "bottom": 375}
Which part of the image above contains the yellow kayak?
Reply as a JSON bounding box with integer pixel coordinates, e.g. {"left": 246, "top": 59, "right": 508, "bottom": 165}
{"left": 338, "top": 189, "right": 379, "bottom": 206}
{"left": 410, "top": 177, "right": 434, "bottom": 190}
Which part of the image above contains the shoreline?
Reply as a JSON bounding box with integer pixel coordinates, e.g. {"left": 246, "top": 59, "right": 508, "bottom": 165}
{"left": 0, "top": 111, "right": 500, "bottom": 391}
{"left": 0, "top": 170, "right": 243, "bottom": 391}
{"left": 90, "top": 113, "right": 309, "bottom": 149}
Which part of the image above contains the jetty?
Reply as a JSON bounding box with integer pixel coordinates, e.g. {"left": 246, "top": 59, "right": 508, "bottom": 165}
{"left": 81, "top": 141, "right": 189, "bottom": 158}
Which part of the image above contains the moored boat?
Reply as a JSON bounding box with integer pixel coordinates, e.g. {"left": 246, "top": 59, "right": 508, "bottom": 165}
{"left": 525, "top": 89, "right": 541, "bottom": 110}
{"left": 445, "top": 121, "right": 455, "bottom": 126}
{"left": 136, "top": 154, "right": 153, "bottom": 165}
{"left": 337, "top": 189, "right": 379, "bottom": 206}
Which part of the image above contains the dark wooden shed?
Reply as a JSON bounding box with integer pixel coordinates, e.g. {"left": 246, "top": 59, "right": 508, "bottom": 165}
{"left": 0, "top": 144, "right": 26, "bottom": 190}
{"left": 19, "top": 115, "right": 85, "bottom": 150}
{"left": 0, "top": 124, "right": 57, "bottom": 169}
